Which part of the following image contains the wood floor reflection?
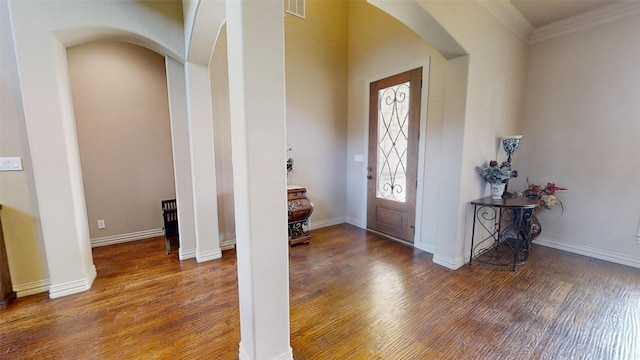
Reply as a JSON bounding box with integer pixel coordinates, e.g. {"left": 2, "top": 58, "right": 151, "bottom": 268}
{"left": 2, "top": 224, "right": 639, "bottom": 359}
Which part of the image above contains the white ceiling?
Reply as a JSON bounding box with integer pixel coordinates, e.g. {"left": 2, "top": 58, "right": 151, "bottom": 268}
{"left": 511, "top": 0, "right": 616, "bottom": 27}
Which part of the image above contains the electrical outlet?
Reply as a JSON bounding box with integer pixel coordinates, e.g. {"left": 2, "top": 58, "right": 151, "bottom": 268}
{"left": 97, "top": 219, "right": 106, "bottom": 229}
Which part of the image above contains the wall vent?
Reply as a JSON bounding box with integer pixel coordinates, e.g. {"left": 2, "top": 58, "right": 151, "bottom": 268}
{"left": 285, "top": 0, "right": 305, "bottom": 19}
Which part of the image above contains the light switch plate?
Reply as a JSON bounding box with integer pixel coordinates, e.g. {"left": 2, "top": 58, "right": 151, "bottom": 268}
{"left": 0, "top": 157, "right": 23, "bottom": 171}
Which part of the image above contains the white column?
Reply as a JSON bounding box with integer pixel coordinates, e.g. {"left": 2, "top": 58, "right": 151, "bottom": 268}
{"left": 185, "top": 61, "right": 222, "bottom": 262}
{"left": 9, "top": 28, "right": 95, "bottom": 298}
{"left": 165, "top": 57, "right": 197, "bottom": 259}
{"left": 226, "top": 0, "right": 292, "bottom": 359}
{"left": 433, "top": 55, "right": 471, "bottom": 269}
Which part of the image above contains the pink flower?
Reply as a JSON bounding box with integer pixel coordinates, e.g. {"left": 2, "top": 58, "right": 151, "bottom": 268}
{"left": 545, "top": 182, "right": 567, "bottom": 195}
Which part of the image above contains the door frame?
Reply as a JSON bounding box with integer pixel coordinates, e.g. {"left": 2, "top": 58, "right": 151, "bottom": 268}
{"left": 360, "top": 58, "right": 431, "bottom": 248}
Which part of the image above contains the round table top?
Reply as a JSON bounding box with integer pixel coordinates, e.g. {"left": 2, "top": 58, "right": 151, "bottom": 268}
{"left": 471, "top": 196, "right": 539, "bottom": 209}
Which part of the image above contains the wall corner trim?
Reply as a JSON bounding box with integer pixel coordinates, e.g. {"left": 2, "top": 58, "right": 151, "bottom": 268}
{"left": 432, "top": 254, "right": 467, "bottom": 270}
{"left": 179, "top": 247, "right": 196, "bottom": 260}
{"left": 530, "top": 1, "right": 640, "bottom": 44}
{"left": 49, "top": 265, "right": 97, "bottom": 299}
{"left": 414, "top": 241, "right": 435, "bottom": 255}
{"left": 220, "top": 239, "right": 236, "bottom": 251}
{"left": 346, "top": 217, "right": 365, "bottom": 229}
{"left": 478, "top": 0, "right": 533, "bottom": 43}
{"left": 196, "top": 248, "right": 222, "bottom": 263}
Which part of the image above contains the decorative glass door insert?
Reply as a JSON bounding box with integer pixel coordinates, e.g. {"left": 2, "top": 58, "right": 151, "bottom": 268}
{"left": 376, "top": 81, "right": 410, "bottom": 203}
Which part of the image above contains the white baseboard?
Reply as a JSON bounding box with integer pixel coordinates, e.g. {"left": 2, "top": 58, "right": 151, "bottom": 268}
{"left": 196, "top": 248, "right": 222, "bottom": 263}
{"left": 221, "top": 239, "right": 236, "bottom": 251}
{"left": 345, "top": 217, "right": 365, "bottom": 229}
{"left": 13, "top": 279, "right": 50, "bottom": 298}
{"left": 272, "top": 347, "right": 294, "bottom": 360}
{"left": 415, "top": 241, "right": 435, "bottom": 254}
{"left": 91, "top": 228, "right": 164, "bottom": 247}
{"left": 179, "top": 247, "right": 196, "bottom": 260}
{"left": 309, "top": 217, "right": 346, "bottom": 230}
{"left": 49, "top": 265, "right": 97, "bottom": 299}
{"left": 432, "top": 254, "right": 467, "bottom": 270}
{"left": 533, "top": 237, "right": 640, "bottom": 269}
{"left": 239, "top": 343, "right": 292, "bottom": 360}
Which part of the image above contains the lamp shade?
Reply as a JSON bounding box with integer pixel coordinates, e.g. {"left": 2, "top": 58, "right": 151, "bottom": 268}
{"left": 502, "top": 135, "right": 522, "bottom": 156}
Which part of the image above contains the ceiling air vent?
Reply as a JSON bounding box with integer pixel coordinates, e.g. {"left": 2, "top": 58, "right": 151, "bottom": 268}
{"left": 285, "top": 0, "right": 305, "bottom": 19}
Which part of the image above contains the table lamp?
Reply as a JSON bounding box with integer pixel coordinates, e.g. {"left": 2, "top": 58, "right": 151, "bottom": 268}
{"left": 502, "top": 135, "right": 522, "bottom": 198}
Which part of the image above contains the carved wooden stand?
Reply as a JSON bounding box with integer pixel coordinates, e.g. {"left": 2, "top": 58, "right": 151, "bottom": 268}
{"left": 287, "top": 186, "right": 314, "bottom": 245}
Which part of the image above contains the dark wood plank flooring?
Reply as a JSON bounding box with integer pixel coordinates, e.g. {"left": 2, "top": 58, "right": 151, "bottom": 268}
{"left": 1, "top": 224, "right": 639, "bottom": 359}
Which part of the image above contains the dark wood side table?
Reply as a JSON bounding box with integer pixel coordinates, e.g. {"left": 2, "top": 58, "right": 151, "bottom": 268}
{"left": 287, "top": 185, "right": 314, "bottom": 245}
{"left": 1, "top": 205, "right": 17, "bottom": 310}
{"left": 469, "top": 196, "right": 539, "bottom": 271}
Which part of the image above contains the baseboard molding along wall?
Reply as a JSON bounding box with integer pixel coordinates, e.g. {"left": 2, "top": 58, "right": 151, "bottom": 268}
{"left": 309, "top": 217, "right": 346, "bottom": 230}
{"left": 49, "top": 265, "right": 97, "bottom": 299}
{"left": 91, "top": 228, "right": 164, "bottom": 247}
{"left": 179, "top": 247, "right": 196, "bottom": 260}
{"left": 432, "top": 254, "right": 467, "bottom": 270}
{"left": 221, "top": 239, "right": 236, "bottom": 251}
{"left": 13, "top": 279, "right": 50, "bottom": 298}
{"left": 533, "top": 237, "right": 640, "bottom": 269}
{"left": 193, "top": 218, "right": 348, "bottom": 253}
{"left": 196, "top": 248, "right": 222, "bottom": 263}
{"left": 345, "top": 217, "right": 365, "bottom": 229}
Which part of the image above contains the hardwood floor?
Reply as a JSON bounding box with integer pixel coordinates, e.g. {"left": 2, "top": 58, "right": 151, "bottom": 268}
{"left": 2, "top": 224, "right": 639, "bottom": 359}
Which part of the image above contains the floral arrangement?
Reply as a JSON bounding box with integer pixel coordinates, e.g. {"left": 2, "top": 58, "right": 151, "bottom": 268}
{"left": 517, "top": 181, "right": 567, "bottom": 211}
{"left": 286, "top": 158, "right": 294, "bottom": 174}
{"left": 286, "top": 146, "right": 294, "bottom": 175}
{"left": 476, "top": 160, "right": 518, "bottom": 184}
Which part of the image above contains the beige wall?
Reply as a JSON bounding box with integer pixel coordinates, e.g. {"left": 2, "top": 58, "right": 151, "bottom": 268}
{"left": 67, "top": 41, "right": 176, "bottom": 240}
{"left": 517, "top": 14, "right": 640, "bottom": 264}
{"left": 0, "top": 0, "right": 49, "bottom": 293}
{"left": 285, "top": 0, "right": 349, "bottom": 226}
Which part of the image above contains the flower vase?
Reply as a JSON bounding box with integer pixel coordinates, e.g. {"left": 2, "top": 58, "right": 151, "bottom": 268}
{"left": 490, "top": 182, "right": 506, "bottom": 200}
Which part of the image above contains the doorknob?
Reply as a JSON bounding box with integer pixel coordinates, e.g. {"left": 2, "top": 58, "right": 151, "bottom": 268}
{"left": 367, "top": 175, "right": 373, "bottom": 180}
{"left": 367, "top": 166, "right": 373, "bottom": 172}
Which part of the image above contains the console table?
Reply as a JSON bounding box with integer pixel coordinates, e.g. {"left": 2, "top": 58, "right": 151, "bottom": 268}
{"left": 287, "top": 185, "right": 314, "bottom": 245}
{"left": 469, "top": 196, "right": 538, "bottom": 271}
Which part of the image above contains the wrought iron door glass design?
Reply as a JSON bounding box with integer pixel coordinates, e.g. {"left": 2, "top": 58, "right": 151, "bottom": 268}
{"left": 376, "top": 81, "right": 410, "bottom": 203}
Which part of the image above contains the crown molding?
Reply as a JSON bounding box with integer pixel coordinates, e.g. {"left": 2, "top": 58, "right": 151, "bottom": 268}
{"left": 479, "top": 0, "right": 534, "bottom": 43}
{"left": 530, "top": 1, "right": 640, "bottom": 44}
